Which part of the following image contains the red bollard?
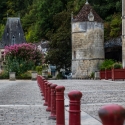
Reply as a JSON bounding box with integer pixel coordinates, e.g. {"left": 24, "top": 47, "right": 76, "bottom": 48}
{"left": 49, "top": 84, "right": 57, "bottom": 120}
{"left": 68, "top": 90, "right": 82, "bottom": 125}
{"left": 98, "top": 104, "right": 125, "bottom": 125}
{"left": 46, "top": 83, "right": 52, "bottom": 111}
{"left": 44, "top": 82, "right": 48, "bottom": 106}
{"left": 41, "top": 78, "right": 45, "bottom": 96}
{"left": 42, "top": 79, "right": 47, "bottom": 100}
{"left": 56, "top": 86, "right": 65, "bottom": 125}
{"left": 39, "top": 76, "right": 43, "bottom": 93}
{"left": 37, "top": 76, "right": 43, "bottom": 95}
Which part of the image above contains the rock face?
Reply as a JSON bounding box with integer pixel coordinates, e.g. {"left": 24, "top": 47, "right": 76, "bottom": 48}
{"left": 71, "top": 2, "right": 104, "bottom": 78}
{"left": 0, "top": 17, "right": 26, "bottom": 49}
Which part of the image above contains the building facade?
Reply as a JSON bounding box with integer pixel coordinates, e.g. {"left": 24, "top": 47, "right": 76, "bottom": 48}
{"left": 71, "top": 1, "right": 104, "bottom": 78}
{"left": 0, "top": 17, "right": 26, "bottom": 49}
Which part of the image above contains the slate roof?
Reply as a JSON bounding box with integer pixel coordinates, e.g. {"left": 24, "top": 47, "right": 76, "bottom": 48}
{"left": 0, "top": 17, "right": 26, "bottom": 49}
{"left": 73, "top": 3, "right": 103, "bottom": 22}
{"left": 104, "top": 37, "right": 122, "bottom": 48}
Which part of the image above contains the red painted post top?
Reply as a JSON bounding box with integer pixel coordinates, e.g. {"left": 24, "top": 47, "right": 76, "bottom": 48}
{"left": 68, "top": 90, "right": 82, "bottom": 101}
{"left": 56, "top": 86, "right": 65, "bottom": 92}
{"left": 98, "top": 104, "right": 125, "bottom": 125}
{"left": 68, "top": 90, "right": 82, "bottom": 125}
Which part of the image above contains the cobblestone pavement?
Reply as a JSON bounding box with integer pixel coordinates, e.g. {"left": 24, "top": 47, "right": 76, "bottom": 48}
{"left": 0, "top": 80, "right": 56, "bottom": 125}
{"left": 1, "top": 79, "right": 125, "bottom": 125}
{"left": 49, "top": 79, "right": 125, "bottom": 122}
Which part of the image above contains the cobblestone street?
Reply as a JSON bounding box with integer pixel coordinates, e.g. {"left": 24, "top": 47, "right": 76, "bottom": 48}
{"left": 0, "top": 80, "right": 56, "bottom": 125}
{"left": 0, "top": 79, "right": 125, "bottom": 125}
{"left": 49, "top": 80, "right": 125, "bottom": 122}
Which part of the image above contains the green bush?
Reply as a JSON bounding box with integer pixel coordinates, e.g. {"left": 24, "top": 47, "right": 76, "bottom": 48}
{"left": 16, "top": 71, "right": 31, "bottom": 79}
{"left": 48, "top": 75, "right": 52, "bottom": 78}
{"left": 5, "top": 43, "right": 42, "bottom": 76}
{"left": 90, "top": 72, "right": 95, "bottom": 79}
{"left": 113, "top": 63, "right": 122, "bottom": 69}
{"left": 105, "top": 65, "right": 113, "bottom": 70}
{"left": 36, "top": 65, "right": 42, "bottom": 74}
{"left": 99, "top": 59, "right": 115, "bottom": 71}
{"left": 0, "top": 71, "right": 9, "bottom": 79}
{"left": 56, "top": 72, "right": 63, "bottom": 79}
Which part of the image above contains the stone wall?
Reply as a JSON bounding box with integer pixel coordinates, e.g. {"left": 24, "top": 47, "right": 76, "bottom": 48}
{"left": 72, "top": 59, "right": 103, "bottom": 78}
{"left": 71, "top": 21, "right": 104, "bottom": 78}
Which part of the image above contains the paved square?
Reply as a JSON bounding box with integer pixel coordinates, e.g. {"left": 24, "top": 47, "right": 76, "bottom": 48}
{"left": 0, "top": 79, "right": 125, "bottom": 124}
{"left": 49, "top": 79, "right": 125, "bottom": 123}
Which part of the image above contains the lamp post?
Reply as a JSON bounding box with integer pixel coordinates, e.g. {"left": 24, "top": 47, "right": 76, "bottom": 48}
{"left": 122, "top": 0, "right": 125, "bottom": 68}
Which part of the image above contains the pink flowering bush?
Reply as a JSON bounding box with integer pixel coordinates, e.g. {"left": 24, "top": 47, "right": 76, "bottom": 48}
{"left": 4, "top": 43, "right": 42, "bottom": 76}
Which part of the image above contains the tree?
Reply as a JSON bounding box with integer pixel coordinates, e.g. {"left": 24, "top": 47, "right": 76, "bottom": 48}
{"left": 89, "top": 0, "right": 122, "bottom": 20}
{"left": 4, "top": 43, "right": 42, "bottom": 76}
{"left": 45, "top": 10, "right": 71, "bottom": 70}
{"left": 0, "top": 24, "right": 5, "bottom": 40}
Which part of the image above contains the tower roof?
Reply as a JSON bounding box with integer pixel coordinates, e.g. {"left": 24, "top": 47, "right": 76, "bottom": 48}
{"left": 73, "top": 3, "right": 103, "bottom": 22}
{"left": 0, "top": 17, "right": 26, "bottom": 48}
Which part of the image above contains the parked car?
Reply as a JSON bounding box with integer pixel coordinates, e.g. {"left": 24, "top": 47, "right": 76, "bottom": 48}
{"left": 66, "top": 73, "right": 72, "bottom": 79}
{"left": 62, "top": 71, "right": 72, "bottom": 79}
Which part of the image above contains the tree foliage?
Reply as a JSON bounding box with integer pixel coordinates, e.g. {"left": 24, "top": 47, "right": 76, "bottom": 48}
{"left": 0, "top": 0, "right": 123, "bottom": 70}
{"left": 45, "top": 9, "right": 72, "bottom": 70}
{"left": 4, "top": 43, "right": 42, "bottom": 75}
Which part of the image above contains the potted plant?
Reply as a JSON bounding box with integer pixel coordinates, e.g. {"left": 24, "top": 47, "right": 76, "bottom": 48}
{"left": 99, "top": 59, "right": 114, "bottom": 80}
{"left": 105, "top": 65, "right": 113, "bottom": 80}
{"left": 112, "top": 62, "right": 125, "bottom": 81}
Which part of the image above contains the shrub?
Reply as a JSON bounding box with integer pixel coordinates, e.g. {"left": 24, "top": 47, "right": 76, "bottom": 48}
{"left": 0, "top": 71, "right": 9, "bottom": 79}
{"left": 56, "top": 72, "right": 63, "bottom": 79}
{"left": 105, "top": 65, "right": 113, "bottom": 70}
{"left": 48, "top": 75, "right": 52, "bottom": 78}
{"left": 99, "top": 59, "right": 115, "bottom": 71}
{"left": 113, "top": 63, "right": 122, "bottom": 69}
{"left": 36, "top": 65, "right": 42, "bottom": 74}
{"left": 16, "top": 71, "right": 31, "bottom": 79}
{"left": 90, "top": 72, "right": 95, "bottom": 79}
{"left": 4, "top": 43, "right": 42, "bottom": 76}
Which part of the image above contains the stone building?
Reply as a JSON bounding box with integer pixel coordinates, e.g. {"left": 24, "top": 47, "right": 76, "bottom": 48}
{"left": 0, "top": 17, "right": 26, "bottom": 48}
{"left": 0, "top": 17, "right": 26, "bottom": 69}
{"left": 71, "top": 1, "right": 104, "bottom": 78}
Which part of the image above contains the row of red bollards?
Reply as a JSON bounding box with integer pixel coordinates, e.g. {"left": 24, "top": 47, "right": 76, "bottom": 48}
{"left": 37, "top": 75, "right": 125, "bottom": 125}
{"left": 37, "top": 75, "right": 66, "bottom": 124}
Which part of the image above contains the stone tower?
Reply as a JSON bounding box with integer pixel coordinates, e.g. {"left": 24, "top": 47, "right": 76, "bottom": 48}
{"left": 122, "top": 0, "right": 125, "bottom": 67}
{"left": 0, "top": 17, "right": 26, "bottom": 49}
{"left": 71, "top": 1, "right": 104, "bottom": 78}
